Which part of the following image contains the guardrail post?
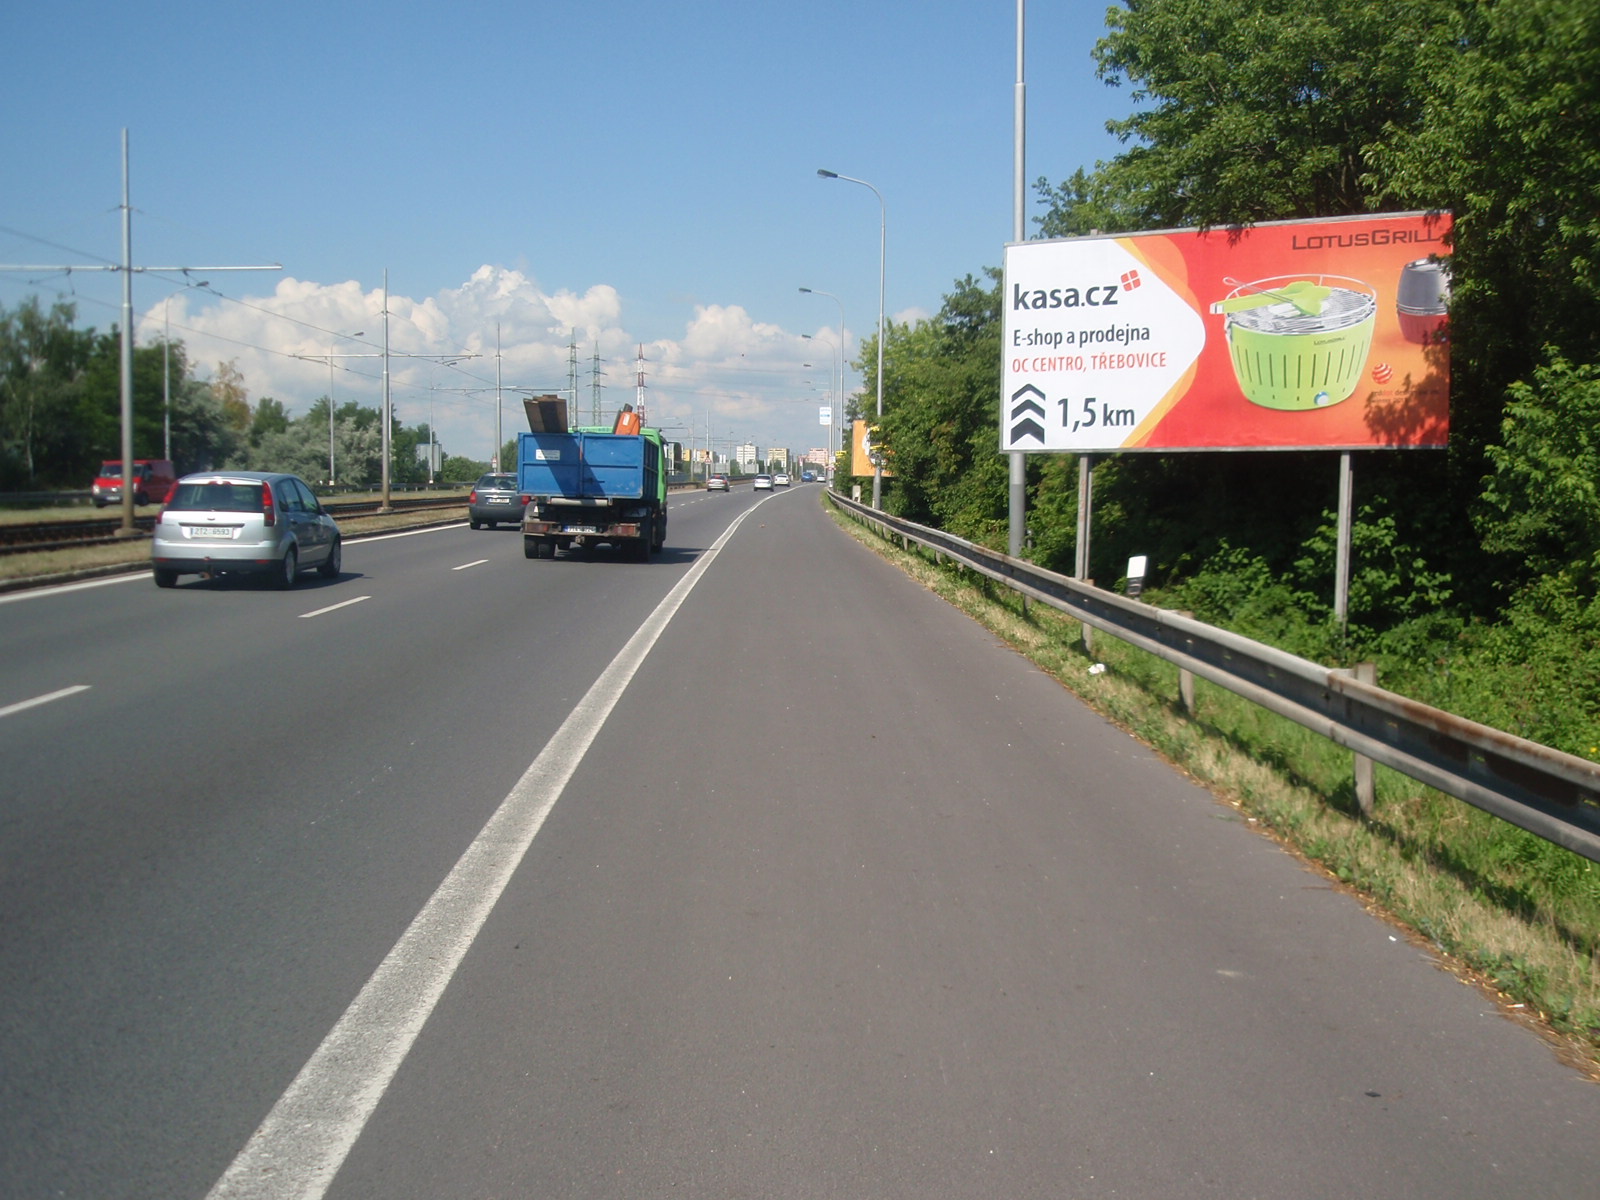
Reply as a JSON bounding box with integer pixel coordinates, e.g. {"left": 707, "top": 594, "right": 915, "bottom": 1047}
{"left": 1353, "top": 661, "right": 1377, "bottom": 817}
{"left": 1177, "top": 613, "right": 1196, "bottom": 713}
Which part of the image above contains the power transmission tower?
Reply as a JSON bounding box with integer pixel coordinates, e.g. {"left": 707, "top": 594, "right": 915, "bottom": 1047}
{"left": 590, "top": 345, "right": 605, "bottom": 424}
{"left": 567, "top": 333, "right": 579, "bottom": 415}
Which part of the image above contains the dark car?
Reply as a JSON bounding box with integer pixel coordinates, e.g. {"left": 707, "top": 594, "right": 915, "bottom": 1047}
{"left": 468, "top": 473, "right": 528, "bottom": 529}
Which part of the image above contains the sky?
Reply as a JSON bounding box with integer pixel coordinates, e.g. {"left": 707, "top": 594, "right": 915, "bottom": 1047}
{"left": 0, "top": 1, "right": 1132, "bottom": 468}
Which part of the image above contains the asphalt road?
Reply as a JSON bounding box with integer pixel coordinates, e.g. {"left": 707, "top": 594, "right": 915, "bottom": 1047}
{"left": 2, "top": 483, "right": 1597, "bottom": 1199}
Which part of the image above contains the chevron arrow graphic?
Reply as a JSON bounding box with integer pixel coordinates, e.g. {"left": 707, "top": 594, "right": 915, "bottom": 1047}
{"left": 1009, "top": 384, "right": 1048, "bottom": 445}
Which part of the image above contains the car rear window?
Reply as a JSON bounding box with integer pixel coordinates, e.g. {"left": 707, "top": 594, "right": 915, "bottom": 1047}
{"left": 477, "top": 475, "right": 516, "bottom": 489}
{"left": 167, "top": 481, "right": 264, "bottom": 512}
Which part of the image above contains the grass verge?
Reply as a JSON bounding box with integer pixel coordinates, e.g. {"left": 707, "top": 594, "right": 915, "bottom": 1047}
{"left": 825, "top": 495, "right": 1600, "bottom": 1076}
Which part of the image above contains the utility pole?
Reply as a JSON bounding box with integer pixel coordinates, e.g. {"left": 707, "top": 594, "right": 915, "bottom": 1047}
{"left": 382, "top": 271, "right": 392, "bottom": 509}
{"left": 590, "top": 345, "right": 605, "bottom": 424}
{"left": 635, "top": 344, "right": 647, "bottom": 423}
{"left": 0, "top": 130, "right": 279, "bottom": 535}
{"left": 296, "top": 275, "right": 472, "bottom": 509}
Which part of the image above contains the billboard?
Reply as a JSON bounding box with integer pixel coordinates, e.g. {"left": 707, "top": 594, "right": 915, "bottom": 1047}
{"left": 1000, "top": 212, "right": 1451, "bottom": 452}
{"left": 851, "top": 419, "right": 894, "bottom": 478}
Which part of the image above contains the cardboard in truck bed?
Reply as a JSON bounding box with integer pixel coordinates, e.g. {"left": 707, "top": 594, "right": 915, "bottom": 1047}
{"left": 523, "top": 395, "right": 568, "bottom": 433}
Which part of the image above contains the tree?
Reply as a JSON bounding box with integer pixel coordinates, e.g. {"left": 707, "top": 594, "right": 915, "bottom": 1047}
{"left": 209, "top": 361, "right": 253, "bottom": 451}
{"left": 1366, "top": 0, "right": 1600, "bottom": 463}
{"left": 868, "top": 273, "right": 1009, "bottom": 542}
{"left": 249, "top": 396, "right": 290, "bottom": 446}
{"left": 0, "top": 297, "right": 94, "bottom": 488}
{"left": 1076, "top": 0, "right": 1450, "bottom": 229}
{"left": 442, "top": 454, "right": 488, "bottom": 483}
{"left": 1033, "top": 168, "right": 1147, "bottom": 239}
{"left": 1478, "top": 356, "right": 1600, "bottom": 591}
{"left": 72, "top": 327, "right": 179, "bottom": 476}
{"left": 156, "top": 340, "right": 241, "bottom": 473}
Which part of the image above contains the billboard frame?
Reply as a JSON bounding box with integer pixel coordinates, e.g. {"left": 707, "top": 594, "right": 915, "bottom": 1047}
{"left": 1000, "top": 210, "right": 1452, "bottom": 456}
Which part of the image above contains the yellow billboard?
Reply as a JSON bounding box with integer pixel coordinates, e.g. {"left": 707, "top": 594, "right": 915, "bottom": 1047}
{"left": 851, "top": 420, "right": 893, "bottom": 478}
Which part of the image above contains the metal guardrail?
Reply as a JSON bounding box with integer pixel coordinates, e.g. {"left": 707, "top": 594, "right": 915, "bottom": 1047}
{"left": 830, "top": 491, "right": 1600, "bottom": 864}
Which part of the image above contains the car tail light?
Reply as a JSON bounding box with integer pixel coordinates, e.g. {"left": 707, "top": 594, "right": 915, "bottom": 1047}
{"left": 520, "top": 494, "right": 531, "bottom": 506}
{"left": 469, "top": 489, "right": 479, "bottom": 504}
{"left": 261, "top": 482, "right": 276, "bottom": 527}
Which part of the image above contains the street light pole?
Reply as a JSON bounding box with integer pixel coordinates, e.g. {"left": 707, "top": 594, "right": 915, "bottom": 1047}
{"left": 326, "top": 331, "right": 363, "bottom": 486}
{"left": 163, "top": 298, "right": 172, "bottom": 462}
{"left": 817, "top": 169, "right": 885, "bottom": 508}
{"left": 799, "top": 286, "right": 845, "bottom": 485}
{"left": 381, "top": 270, "right": 392, "bottom": 511}
{"left": 1010, "top": 0, "right": 1029, "bottom": 559}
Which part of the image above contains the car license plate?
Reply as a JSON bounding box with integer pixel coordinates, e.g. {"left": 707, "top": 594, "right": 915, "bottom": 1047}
{"left": 190, "top": 526, "right": 234, "bottom": 539}
{"left": 489, "top": 497, "right": 511, "bottom": 504}
{"left": 565, "top": 525, "right": 599, "bottom": 534}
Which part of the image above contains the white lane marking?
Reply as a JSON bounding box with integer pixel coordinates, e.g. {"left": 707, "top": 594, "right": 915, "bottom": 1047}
{"left": 297, "top": 596, "right": 371, "bottom": 619}
{"left": 451, "top": 559, "right": 489, "bottom": 571}
{"left": 0, "top": 684, "right": 91, "bottom": 719}
{"left": 206, "top": 505, "right": 761, "bottom": 1200}
{"left": 358, "top": 523, "right": 467, "bottom": 542}
{"left": 0, "top": 573, "right": 145, "bottom": 604}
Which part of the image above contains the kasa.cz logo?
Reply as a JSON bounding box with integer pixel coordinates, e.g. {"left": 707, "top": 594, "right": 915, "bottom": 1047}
{"left": 1012, "top": 269, "right": 1142, "bottom": 311}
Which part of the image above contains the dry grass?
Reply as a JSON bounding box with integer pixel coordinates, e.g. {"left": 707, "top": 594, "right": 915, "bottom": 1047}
{"left": 824, "top": 495, "right": 1600, "bottom": 1074}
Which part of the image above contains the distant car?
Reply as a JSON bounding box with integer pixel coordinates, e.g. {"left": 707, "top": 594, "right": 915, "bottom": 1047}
{"left": 468, "top": 473, "right": 528, "bottom": 529}
{"left": 752, "top": 474, "right": 773, "bottom": 491}
{"left": 151, "top": 471, "right": 341, "bottom": 589}
{"left": 91, "top": 458, "right": 178, "bottom": 507}
{"left": 801, "top": 471, "right": 815, "bottom": 482}
{"left": 773, "top": 473, "right": 791, "bottom": 487}
{"left": 706, "top": 474, "right": 729, "bottom": 492}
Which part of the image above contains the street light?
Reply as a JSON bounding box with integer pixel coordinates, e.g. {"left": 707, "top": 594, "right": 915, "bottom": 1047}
{"left": 162, "top": 278, "right": 209, "bottom": 461}
{"left": 328, "top": 331, "right": 363, "bottom": 485}
{"left": 799, "top": 286, "right": 846, "bottom": 485}
{"left": 816, "top": 169, "right": 885, "bottom": 507}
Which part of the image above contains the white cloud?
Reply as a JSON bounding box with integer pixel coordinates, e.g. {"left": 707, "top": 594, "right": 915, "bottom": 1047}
{"left": 137, "top": 266, "right": 857, "bottom": 464}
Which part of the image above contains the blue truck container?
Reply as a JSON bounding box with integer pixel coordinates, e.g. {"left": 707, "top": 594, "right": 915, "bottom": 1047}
{"left": 517, "top": 427, "right": 667, "bottom": 560}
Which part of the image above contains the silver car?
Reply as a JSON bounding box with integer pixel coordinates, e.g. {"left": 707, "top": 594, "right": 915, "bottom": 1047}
{"left": 151, "top": 471, "right": 342, "bottom": 589}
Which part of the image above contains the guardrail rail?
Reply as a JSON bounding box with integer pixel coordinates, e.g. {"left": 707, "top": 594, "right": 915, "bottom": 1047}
{"left": 829, "top": 490, "right": 1600, "bottom": 865}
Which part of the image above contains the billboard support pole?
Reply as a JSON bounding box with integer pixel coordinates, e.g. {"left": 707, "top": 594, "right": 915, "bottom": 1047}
{"left": 1074, "top": 455, "right": 1094, "bottom": 580}
{"left": 1334, "top": 452, "right": 1353, "bottom": 630}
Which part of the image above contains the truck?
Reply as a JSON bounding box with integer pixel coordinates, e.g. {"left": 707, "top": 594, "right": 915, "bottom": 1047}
{"left": 518, "top": 426, "right": 668, "bottom": 560}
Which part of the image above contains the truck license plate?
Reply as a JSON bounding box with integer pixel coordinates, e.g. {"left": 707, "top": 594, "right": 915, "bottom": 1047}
{"left": 565, "top": 525, "right": 599, "bottom": 534}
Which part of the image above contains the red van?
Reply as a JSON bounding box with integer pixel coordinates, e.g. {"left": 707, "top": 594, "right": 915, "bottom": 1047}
{"left": 91, "top": 459, "right": 179, "bottom": 507}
